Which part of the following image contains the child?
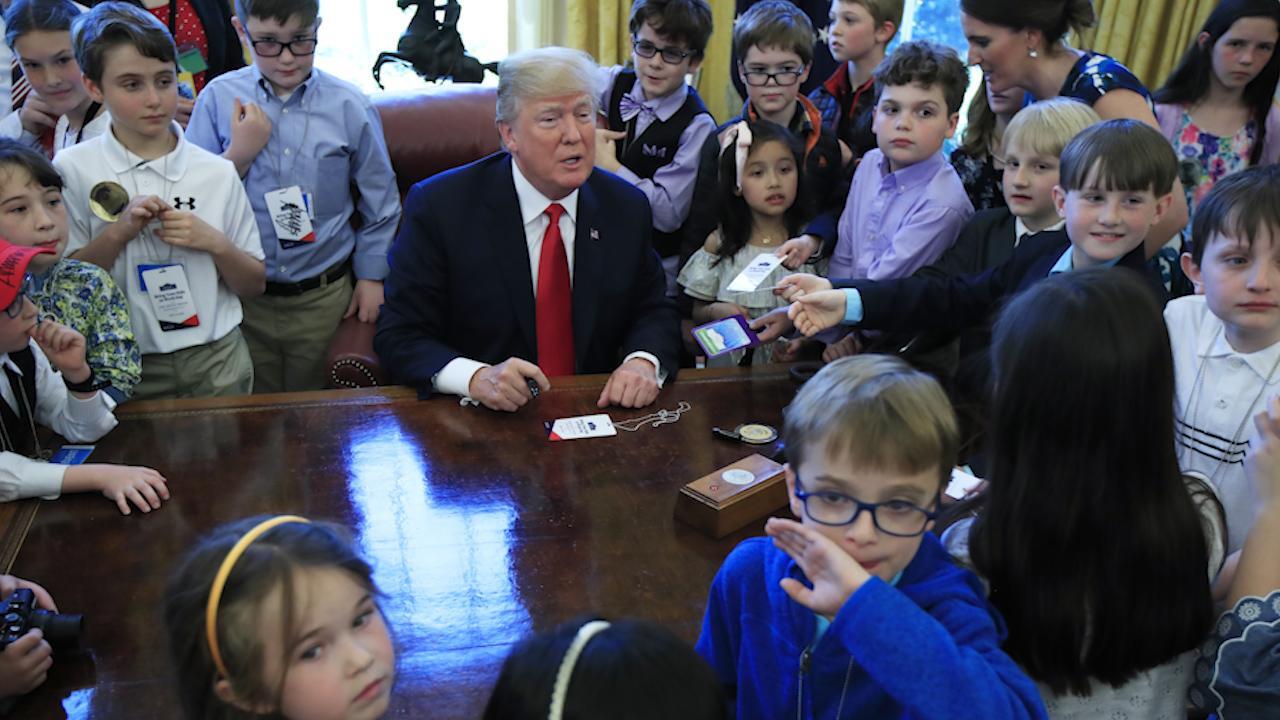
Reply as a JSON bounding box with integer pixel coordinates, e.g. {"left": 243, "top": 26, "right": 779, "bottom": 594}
{"left": 55, "top": 1, "right": 266, "bottom": 400}
{"left": 186, "top": 0, "right": 401, "bottom": 393}
{"left": 777, "top": 120, "right": 1176, "bottom": 357}
{"left": 808, "top": 0, "right": 901, "bottom": 163}
{"left": 0, "top": 139, "right": 140, "bottom": 399}
{"left": 1170, "top": 164, "right": 1280, "bottom": 555}
{"left": 0, "top": 240, "right": 168, "bottom": 514}
{"left": 0, "top": 0, "right": 109, "bottom": 155}
{"left": 696, "top": 354, "right": 1046, "bottom": 719}
{"left": 0, "top": 573, "right": 57, "bottom": 703}
{"left": 1191, "top": 396, "right": 1280, "bottom": 717}
{"left": 944, "top": 269, "right": 1221, "bottom": 717}
{"left": 684, "top": 0, "right": 844, "bottom": 271}
{"left": 484, "top": 616, "right": 726, "bottom": 720}
{"left": 596, "top": 0, "right": 715, "bottom": 297}
{"left": 1155, "top": 0, "right": 1280, "bottom": 214}
{"left": 949, "top": 78, "right": 1020, "bottom": 212}
{"left": 164, "top": 515, "right": 395, "bottom": 720}
{"left": 677, "top": 120, "right": 817, "bottom": 365}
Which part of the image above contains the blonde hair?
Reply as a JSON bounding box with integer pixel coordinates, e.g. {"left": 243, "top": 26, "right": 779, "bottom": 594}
{"left": 783, "top": 355, "right": 958, "bottom": 486}
{"left": 1003, "top": 97, "right": 1101, "bottom": 160}
{"left": 838, "top": 0, "right": 905, "bottom": 28}
{"left": 496, "top": 46, "right": 600, "bottom": 125}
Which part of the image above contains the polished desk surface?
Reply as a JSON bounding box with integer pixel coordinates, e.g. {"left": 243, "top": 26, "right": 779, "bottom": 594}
{"left": 2, "top": 366, "right": 799, "bottom": 720}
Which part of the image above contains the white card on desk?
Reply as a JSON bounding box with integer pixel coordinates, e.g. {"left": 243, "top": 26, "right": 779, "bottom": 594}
{"left": 545, "top": 414, "right": 617, "bottom": 441}
{"left": 726, "top": 253, "right": 784, "bottom": 293}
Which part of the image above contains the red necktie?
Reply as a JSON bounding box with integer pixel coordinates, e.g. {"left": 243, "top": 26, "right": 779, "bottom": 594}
{"left": 536, "top": 203, "right": 574, "bottom": 376}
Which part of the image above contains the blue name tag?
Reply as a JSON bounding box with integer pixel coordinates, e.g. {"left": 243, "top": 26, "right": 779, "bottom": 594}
{"left": 49, "top": 445, "right": 94, "bottom": 465}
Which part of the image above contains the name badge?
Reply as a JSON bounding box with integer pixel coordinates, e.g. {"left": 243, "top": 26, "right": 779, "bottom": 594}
{"left": 265, "top": 186, "right": 316, "bottom": 249}
{"left": 726, "top": 253, "right": 784, "bottom": 293}
{"left": 138, "top": 264, "right": 200, "bottom": 331}
{"left": 545, "top": 414, "right": 617, "bottom": 441}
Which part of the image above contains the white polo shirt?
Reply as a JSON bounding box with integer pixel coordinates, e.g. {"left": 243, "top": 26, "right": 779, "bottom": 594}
{"left": 1165, "top": 294, "right": 1280, "bottom": 554}
{"left": 56, "top": 122, "right": 264, "bottom": 355}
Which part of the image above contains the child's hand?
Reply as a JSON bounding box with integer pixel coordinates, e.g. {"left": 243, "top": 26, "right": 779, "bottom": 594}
{"left": 775, "top": 235, "right": 821, "bottom": 270}
{"left": 775, "top": 273, "right": 832, "bottom": 302}
{"left": 157, "top": 208, "right": 226, "bottom": 255}
{"left": 344, "top": 279, "right": 384, "bottom": 324}
{"left": 772, "top": 337, "right": 804, "bottom": 362}
{"left": 749, "top": 307, "right": 794, "bottom": 343}
{"left": 0, "top": 575, "right": 57, "bottom": 612}
{"left": 1247, "top": 396, "right": 1280, "bottom": 508}
{"left": 767, "top": 517, "right": 870, "bottom": 617}
{"left": 114, "top": 195, "right": 166, "bottom": 241}
{"left": 594, "top": 129, "right": 625, "bottom": 173}
{"left": 822, "top": 334, "right": 862, "bottom": 362}
{"left": 18, "top": 94, "right": 57, "bottom": 137}
{"left": 28, "top": 321, "right": 90, "bottom": 385}
{"left": 228, "top": 98, "right": 272, "bottom": 160}
{"left": 0, "top": 628, "right": 52, "bottom": 699}
{"left": 76, "top": 464, "right": 170, "bottom": 515}
{"left": 789, "top": 290, "right": 848, "bottom": 336}
{"left": 175, "top": 96, "right": 195, "bottom": 129}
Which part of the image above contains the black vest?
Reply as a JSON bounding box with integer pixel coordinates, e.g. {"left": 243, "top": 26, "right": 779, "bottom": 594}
{"left": 1, "top": 346, "right": 40, "bottom": 458}
{"left": 606, "top": 70, "right": 710, "bottom": 258}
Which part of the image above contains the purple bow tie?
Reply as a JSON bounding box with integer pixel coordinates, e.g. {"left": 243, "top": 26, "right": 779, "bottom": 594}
{"left": 619, "top": 94, "right": 659, "bottom": 123}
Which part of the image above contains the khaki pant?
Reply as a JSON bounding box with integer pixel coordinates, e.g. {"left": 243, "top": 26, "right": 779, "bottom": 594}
{"left": 132, "top": 328, "right": 254, "bottom": 400}
{"left": 241, "top": 275, "right": 354, "bottom": 393}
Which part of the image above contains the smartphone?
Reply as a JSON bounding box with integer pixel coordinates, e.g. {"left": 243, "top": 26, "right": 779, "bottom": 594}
{"left": 692, "top": 315, "right": 760, "bottom": 357}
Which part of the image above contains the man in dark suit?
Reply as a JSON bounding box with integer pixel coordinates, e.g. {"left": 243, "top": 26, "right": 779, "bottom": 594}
{"left": 376, "top": 46, "right": 680, "bottom": 413}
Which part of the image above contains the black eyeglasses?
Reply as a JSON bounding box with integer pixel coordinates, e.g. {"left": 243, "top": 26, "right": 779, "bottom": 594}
{"left": 793, "top": 483, "right": 938, "bottom": 537}
{"left": 632, "top": 37, "right": 694, "bottom": 64}
{"left": 5, "top": 274, "right": 33, "bottom": 318}
{"left": 741, "top": 67, "right": 805, "bottom": 87}
{"left": 248, "top": 36, "right": 318, "bottom": 58}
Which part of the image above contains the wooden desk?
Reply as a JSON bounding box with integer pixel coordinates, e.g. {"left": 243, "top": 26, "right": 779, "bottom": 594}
{"left": 2, "top": 366, "right": 798, "bottom": 719}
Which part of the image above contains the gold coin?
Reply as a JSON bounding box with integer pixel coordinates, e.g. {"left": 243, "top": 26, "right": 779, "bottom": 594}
{"left": 89, "top": 181, "right": 130, "bottom": 223}
{"left": 736, "top": 423, "right": 778, "bottom": 444}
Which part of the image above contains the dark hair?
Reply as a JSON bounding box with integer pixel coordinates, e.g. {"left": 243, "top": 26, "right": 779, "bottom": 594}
{"left": 164, "top": 516, "right": 381, "bottom": 720}
{"left": 1187, "top": 164, "right": 1280, "bottom": 264}
{"left": 0, "top": 138, "right": 64, "bottom": 190}
{"left": 873, "top": 40, "right": 969, "bottom": 114}
{"left": 971, "top": 269, "right": 1216, "bottom": 696}
{"left": 72, "top": 1, "right": 176, "bottom": 84}
{"left": 1154, "top": 0, "right": 1280, "bottom": 166}
{"left": 4, "top": 0, "right": 81, "bottom": 50}
{"left": 960, "top": 0, "right": 1096, "bottom": 44}
{"left": 714, "top": 120, "right": 810, "bottom": 266}
{"left": 628, "top": 0, "right": 713, "bottom": 58}
{"left": 234, "top": 0, "right": 319, "bottom": 26}
{"left": 483, "top": 616, "right": 726, "bottom": 720}
{"left": 732, "top": 0, "right": 815, "bottom": 65}
{"left": 1058, "top": 118, "right": 1178, "bottom": 194}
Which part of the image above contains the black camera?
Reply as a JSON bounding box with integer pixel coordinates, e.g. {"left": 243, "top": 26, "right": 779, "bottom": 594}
{"left": 0, "top": 588, "right": 82, "bottom": 651}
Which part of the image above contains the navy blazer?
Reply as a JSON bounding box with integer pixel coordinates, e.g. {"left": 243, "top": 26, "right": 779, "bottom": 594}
{"left": 376, "top": 152, "right": 681, "bottom": 396}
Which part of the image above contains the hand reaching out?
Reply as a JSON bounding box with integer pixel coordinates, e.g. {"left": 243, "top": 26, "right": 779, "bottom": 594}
{"left": 774, "top": 235, "right": 820, "bottom": 270}
{"left": 774, "top": 273, "right": 833, "bottom": 302}
{"left": 789, "top": 290, "right": 848, "bottom": 336}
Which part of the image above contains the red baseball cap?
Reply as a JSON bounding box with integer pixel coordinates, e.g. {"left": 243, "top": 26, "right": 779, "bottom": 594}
{"left": 0, "top": 241, "right": 54, "bottom": 310}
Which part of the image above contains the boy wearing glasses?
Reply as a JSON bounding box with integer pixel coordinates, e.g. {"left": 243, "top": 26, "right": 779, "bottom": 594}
{"left": 186, "top": 0, "right": 400, "bottom": 392}
{"left": 597, "top": 0, "right": 714, "bottom": 297}
{"left": 55, "top": 1, "right": 265, "bottom": 400}
{"left": 696, "top": 355, "right": 1045, "bottom": 720}
{"left": 685, "top": 0, "right": 844, "bottom": 283}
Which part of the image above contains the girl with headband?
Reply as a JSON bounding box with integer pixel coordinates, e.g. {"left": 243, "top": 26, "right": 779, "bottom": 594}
{"left": 483, "top": 616, "right": 725, "bottom": 719}
{"left": 164, "top": 515, "right": 396, "bottom": 720}
{"left": 677, "top": 119, "right": 819, "bottom": 365}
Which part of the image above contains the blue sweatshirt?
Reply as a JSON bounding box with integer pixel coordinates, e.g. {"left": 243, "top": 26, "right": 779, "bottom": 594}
{"left": 696, "top": 535, "right": 1047, "bottom": 720}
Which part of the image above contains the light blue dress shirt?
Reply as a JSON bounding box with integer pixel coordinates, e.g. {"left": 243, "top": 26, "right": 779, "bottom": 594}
{"left": 185, "top": 66, "right": 400, "bottom": 283}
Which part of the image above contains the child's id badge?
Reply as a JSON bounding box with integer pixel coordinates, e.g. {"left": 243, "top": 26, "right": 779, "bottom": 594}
{"left": 177, "top": 45, "right": 208, "bottom": 74}
{"left": 265, "top": 186, "right": 316, "bottom": 249}
{"left": 138, "top": 264, "right": 200, "bottom": 331}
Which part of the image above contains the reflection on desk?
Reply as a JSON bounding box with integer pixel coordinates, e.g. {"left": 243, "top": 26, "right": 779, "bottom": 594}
{"left": 2, "top": 366, "right": 798, "bottom": 720}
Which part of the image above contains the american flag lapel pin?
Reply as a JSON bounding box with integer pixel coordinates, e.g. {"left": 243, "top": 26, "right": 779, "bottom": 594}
{"left": 590, "top": 228, "right": 600, "bottom": 241}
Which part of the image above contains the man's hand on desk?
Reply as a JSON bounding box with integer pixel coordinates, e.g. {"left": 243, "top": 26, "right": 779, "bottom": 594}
{"left": 467, "top": 358, "right": 550, "bottom": 412}
{"left": 62, "top": 465, "right": 170, "bottom": 516}
{"left": 597, "top": 357, "right": 660, "bottom": 409}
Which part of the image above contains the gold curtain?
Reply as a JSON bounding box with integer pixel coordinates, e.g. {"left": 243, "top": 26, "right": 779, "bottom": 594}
{"left": 694, "top": 0, "right": 740, "bottom": 123}
{"left": 1075, "top": 0, "right": 1218, "bottom": 91}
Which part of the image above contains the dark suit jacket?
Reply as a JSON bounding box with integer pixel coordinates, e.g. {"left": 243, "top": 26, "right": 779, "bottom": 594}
{"left": 917, "top": 208, "right": 1019, "bottom": 281}
{"left": 375, "top": 152, "right": 681, "bottom": 396}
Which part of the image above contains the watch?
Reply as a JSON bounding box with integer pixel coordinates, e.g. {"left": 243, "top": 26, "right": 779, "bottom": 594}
{"left": 63, "top": 372, "right": 112, "bottom": 394}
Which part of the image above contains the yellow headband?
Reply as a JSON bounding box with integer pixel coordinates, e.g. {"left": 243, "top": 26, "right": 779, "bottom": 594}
{"left": 204, "top": 515, "right": 311, "bottom": 680}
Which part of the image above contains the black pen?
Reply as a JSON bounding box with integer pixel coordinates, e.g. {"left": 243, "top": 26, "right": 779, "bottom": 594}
{"left": 526, "top": 378, "right": 541, "bottom": 398}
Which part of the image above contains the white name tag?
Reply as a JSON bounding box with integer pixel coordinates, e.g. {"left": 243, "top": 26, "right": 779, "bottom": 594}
{"left": 264, "top": 185, "right": 316, "bottom": 247}
{"left": 545, "top": 414, "right": 617, "bottom": 441}
{"left": 139, "top": 263, "right": 200, "bottom": 331}
{"left": 726, "top": 253, "right": 784, "bottom": 293}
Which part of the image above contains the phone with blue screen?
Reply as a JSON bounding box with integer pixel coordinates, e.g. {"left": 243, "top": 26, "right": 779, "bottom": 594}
{"left": 692, "top": 315, "right": 760, "bottom": 357}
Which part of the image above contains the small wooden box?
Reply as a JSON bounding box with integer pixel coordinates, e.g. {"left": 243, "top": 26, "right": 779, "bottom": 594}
{"left": 675, "top": 454, "right": 790, "bottom": 538}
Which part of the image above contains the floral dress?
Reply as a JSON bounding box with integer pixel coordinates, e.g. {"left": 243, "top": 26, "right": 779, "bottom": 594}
{"left": 950, "top": 148, "right": 1007, "bottom": 212}
{"left": 1171, "top": 109, "right": 1254, "bottom": 214}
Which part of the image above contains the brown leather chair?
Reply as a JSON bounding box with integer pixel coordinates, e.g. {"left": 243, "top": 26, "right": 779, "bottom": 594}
{"left": 325, "top": 84, "right": 501, "bottom": 388}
